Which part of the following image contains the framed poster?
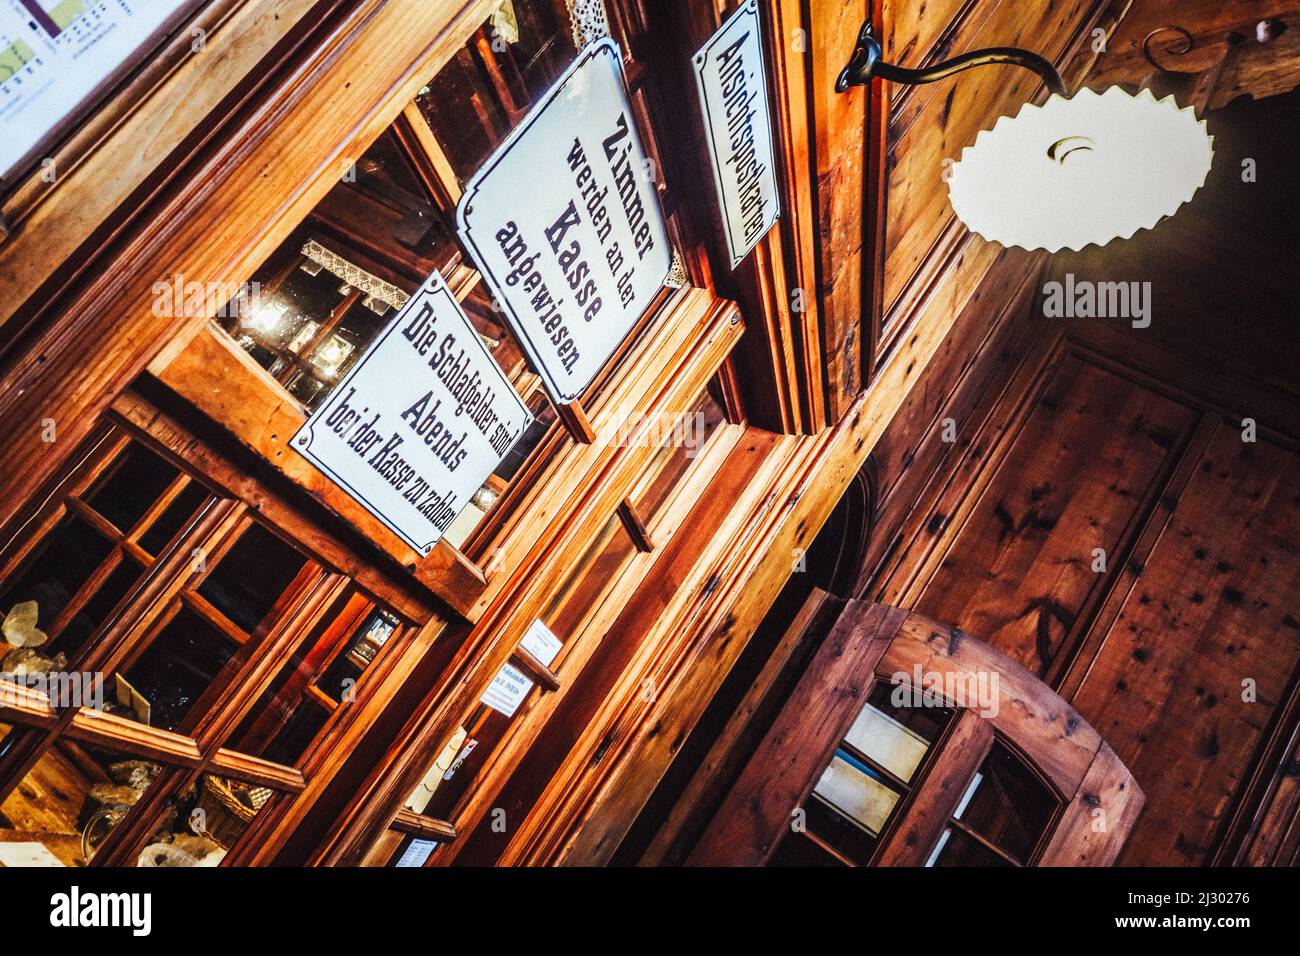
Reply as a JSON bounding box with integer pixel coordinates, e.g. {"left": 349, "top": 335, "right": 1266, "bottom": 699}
{"left": 0, "top": 0, "right": 196, "bottom": 179}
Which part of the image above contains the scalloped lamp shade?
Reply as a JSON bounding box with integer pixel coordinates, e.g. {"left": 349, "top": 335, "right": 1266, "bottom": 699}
{"left": 947, "top": 87, "right": 1214, "bottom": 252}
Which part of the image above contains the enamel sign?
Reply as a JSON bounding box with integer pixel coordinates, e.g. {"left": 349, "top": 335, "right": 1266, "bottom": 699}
{"left": 692, "top": 0, "right": 780, "bottom": 268}
{"left": 456, "top": 38, "right": 672, "bottom": 403}
{"left": 293, "top": 270, "right": 531, "bottom": 555}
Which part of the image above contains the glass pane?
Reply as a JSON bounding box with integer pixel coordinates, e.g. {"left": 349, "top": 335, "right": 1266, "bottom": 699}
{"left": 229, "top": 601, "right": 398, "bottom": 767}
{"left": 768, "top": 831, "right": 845, "bottom": 868}
{"left": 138, "top": 481, "right": 211, "bottom": 556}
{"left": 415, "top": 0, "right": 578, "bottom": 183}
{"left": 198, "top": 523, "right": 309, "bottom": 633}
{"left": 493, "top": 393, "right": 556, "bottom": 483}
{"left": 926, "top": 827, "right": 1015, "bottom": 868}
{"left": 52, "top": 556, "right": 144, "bottom": 658}
{"left": 217, "top": 125, "right": 462, "bottom": 412}
{"left": 316, "top": 609, "right": 399, "bottom": 703}
{"left": 804, "top": 794, "right": 878, "bottom": 864}
{"left": 170, "top": 774, "right": 274, "bottom": 862}
{"left": 844, "top": 683, "right": 950, "bottom": 784}
{"left": 0, "top": 737, "right": 161, "bottom": 867}
{"left": 255, "top": 703, "right": 330, "bottom": 768}
{"left": 120, "top": 606, "right": 239, "bottom": 732}
{"left": 864, "top": 681, "right": 952, "bottom": 744}
{"left": 812, "top": 749, "right": 902, "bottom": 838}
{"left": 83, "top": 443, "right": 180, "bottom": 533}
{"left": 0, "top": 514, "right": 113, "bottom": 632}
{"left": 953, "top": 742, "right": 1057, "bottom": 863}
{"left": 632, "top": 389, "right": 727, "bottom": 519}
{"left": 415, "top": 705, "right": 509, "bottom": 821}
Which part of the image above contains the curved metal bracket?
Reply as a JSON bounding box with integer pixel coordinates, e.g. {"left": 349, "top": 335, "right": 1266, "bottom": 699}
{"left": 836, "top": 18, "right": 1068, "bottom": 97}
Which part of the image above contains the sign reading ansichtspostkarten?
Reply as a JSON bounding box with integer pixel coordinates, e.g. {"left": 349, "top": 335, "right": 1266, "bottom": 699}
{"left": 455, "top": 38, "right": 672, "bottom": 404}
{"left": 292, "top": 271, "right": 532, "bottom": 556}
{"left": 692, "top": 0, "right": 780, "bottom": 269}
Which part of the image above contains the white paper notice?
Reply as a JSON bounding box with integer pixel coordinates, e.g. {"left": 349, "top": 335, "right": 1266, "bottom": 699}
{"left": 692, "top": 0, "right": 780, "bottom": 269}
{"left": 0, "top": 1, "right": 190, "bottom": 177}
{"left": 481, "top": 620, "right": 563, "bottom": 717}
{"left": 293, "top": 270, "right": 532, "bottom": 555}
{"left": 456, "top": 38, "right": 672, "bottom": 403}
{"left": 394, "top": 839, "right": 437, "bottom": 868}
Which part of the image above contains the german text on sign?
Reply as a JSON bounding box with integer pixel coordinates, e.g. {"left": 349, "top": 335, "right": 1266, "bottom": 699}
{"left": 293, "top": 271, "right": 532, "bottom": 555}
{"left": 692, "top": 0, "right": 780, "bottom": 269}
{"left": 455, "top": 39, "right": 672, "bottom": 403}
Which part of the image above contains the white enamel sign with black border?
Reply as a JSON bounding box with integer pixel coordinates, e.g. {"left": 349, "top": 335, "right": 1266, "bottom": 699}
{"left": 292, "top": 270, "right": 532, "bottom": 556}
{"left": 692, "top": 0, "right": 780, "bottom": 269}
{"left": 455, "top": 38, "right": 672, "bottom": 403}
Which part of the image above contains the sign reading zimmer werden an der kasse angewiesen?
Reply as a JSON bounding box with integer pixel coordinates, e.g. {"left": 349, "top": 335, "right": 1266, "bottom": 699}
{"left": 692, "top": 0, "right": 780, "bottom": 269}
{"left": 455, "top": 38, "right": 673, "bottom": 403}
{"left": 293, "top": 271, "right": 532, "bottom": 555}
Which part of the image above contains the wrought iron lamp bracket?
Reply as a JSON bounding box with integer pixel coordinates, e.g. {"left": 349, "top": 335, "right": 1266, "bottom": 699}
{"left": 835, "top": 18, "right": 1068, "bottom": 97}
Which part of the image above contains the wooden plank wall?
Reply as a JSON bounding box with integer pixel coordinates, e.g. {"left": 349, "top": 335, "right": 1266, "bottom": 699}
{"left": 862, "top": 89, "right": 1300, "bottom": 866}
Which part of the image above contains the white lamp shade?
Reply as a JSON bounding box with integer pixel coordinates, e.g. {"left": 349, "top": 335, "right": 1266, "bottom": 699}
{"left": 947, "top": 86, "right": 1214, "bottom": 252}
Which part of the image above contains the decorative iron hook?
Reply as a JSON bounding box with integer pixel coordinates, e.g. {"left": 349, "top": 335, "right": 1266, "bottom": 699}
{"left": 836, "top": 19, "right": 1068, "bottom": 97}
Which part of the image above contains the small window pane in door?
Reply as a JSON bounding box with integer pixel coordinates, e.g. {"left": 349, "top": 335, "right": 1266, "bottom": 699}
{"left": 843, "top": 700, "right": 931, "bottom": 784}
{"left": 954, "top": 742, "right": 1056, "bottom": 862}
{"left": 768, "top": 831, "right": 844, "bottom": 868}
{"left": 84, "top": 443, "right": 180, "bottom": 533}
{"left": 122, "top": 605, "right": 239, "bottom": 731}
{"left": 812, "top": 749, "right": 901, "bottom": 837}
{"left": 926, "top": 827, "right": 1015, "bottom": 868}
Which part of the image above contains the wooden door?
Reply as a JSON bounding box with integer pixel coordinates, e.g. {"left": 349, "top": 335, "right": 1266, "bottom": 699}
{"left": 689, "top": 600, "right": 1143, "bottom": 866}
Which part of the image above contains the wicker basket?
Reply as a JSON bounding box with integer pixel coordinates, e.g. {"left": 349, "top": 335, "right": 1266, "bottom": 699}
{"left": 195, "top": 776, "right": 273, "bottom": 849}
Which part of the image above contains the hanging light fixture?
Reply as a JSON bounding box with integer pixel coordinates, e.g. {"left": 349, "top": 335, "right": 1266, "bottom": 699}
{"left": 836, "top": 20, "right": 1214, "bottom": 252}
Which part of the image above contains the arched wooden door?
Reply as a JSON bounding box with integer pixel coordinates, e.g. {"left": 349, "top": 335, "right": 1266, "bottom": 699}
{"left": 689, "top": 603, "right": 1143, "bottom": 866}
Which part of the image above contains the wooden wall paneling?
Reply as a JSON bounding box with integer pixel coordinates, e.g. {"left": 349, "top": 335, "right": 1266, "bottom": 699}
{"left": 685, "top": 602, "right": 906, "bottom": 866}
{"left": 758, "top": 0, "right": 829, "bottom": 431}
{"left": 637, "top": 586, "right": 844, "bottom": 865}
{"left": 906, "top": 352, "right": 1200, "bottom": 677}
{"left": 858, "top": 250, "right": 1043, "bottom": 594}
{"left": 1065, "top": 425, "right": 1300, "bottom": 865}
{"left": 805, "top": 0, "right": 872, "bottom": 416}
{"left": 1045, "top": 411, "right": 1221, "bottom": 691}
{"left": 1214, "top": 651, "right": 1300, "bottom": 865}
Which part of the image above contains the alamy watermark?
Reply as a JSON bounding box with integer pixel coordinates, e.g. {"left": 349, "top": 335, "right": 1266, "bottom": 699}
{"left": 1042, "top": 273, "right": 1151, "bottom": 328}
{"left": 1, "top": 669, "right": 104, "bottom": 709}
{"left": 151, "top": 274, "right": 262, "bottom": 320}
{"left": 889, "top": 664, "right": 1000, "bottom": 718}
{"left": 595, "top": 408, "right": 712, "bottom": 458}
